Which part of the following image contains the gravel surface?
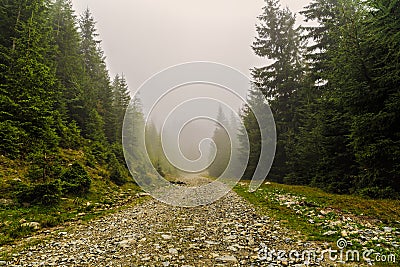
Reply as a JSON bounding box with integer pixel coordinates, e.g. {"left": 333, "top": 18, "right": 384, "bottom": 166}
{"left": 7, "top": 176, "right": 338, "bottom": 266}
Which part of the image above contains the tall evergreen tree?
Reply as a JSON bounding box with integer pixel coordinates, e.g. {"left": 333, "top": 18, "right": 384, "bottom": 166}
{"left": 48, "top": 0, "right": 85, "bottom": 123}
{"left": 285, "top": 0, "right": 359, "bottom": 193}
{"left": 208, "top": 107, "right": 231, "bottom": 178}
{"left": 111, "top": 73, "right": 131, "bottom": 144}
{"left": 355, "top": 0, "right": 400, "bottom": 194}
{"left": 300, "top": 0, "right": 340, "bottom": 86}
{"left": 328, "top": 0, "right": 400, "bottom": 195}
{"left": 78, "top": 8, "right": 112, "bottom": 142}
{"left": 0, "top": 0, "right": 144, "bottom": 200}
{"left": 0, "top": 0, "right": 59, "bottom": 156}
{"left": 238, "top": 90, "right": 262, "bottom": 180}
{"left": 249, "top": 0, "right": 304, "bottom": 182}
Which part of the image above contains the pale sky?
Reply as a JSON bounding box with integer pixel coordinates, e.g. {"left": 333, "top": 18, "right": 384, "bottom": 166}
{"left": 70, "top": 0, "right": 311, "bottom": 93}
{"left": 70, "top": 0, "right": 312, "bottom": 169}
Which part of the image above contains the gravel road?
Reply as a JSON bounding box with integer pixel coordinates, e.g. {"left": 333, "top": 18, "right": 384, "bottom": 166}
{"left": 7, "top": 176, "right": 333, "bottom": 267}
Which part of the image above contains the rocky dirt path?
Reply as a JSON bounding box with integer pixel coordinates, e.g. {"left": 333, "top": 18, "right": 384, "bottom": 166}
{"left": 8, "top": 176, "right": 331, "bottom": 267}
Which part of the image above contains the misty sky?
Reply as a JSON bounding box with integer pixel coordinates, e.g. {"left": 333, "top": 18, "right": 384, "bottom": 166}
{"left": 71, "top": 0, "right": 311, "bottom": 93}
{"left": 70, "top": 0, "right": 311, "bottom": 164}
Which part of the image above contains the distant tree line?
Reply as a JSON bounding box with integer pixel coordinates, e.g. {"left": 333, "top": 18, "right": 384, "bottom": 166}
{"left": 0, "top": 0, "right": 143, "bottom": 203}
{"left": 240, "top": 0, "right": 399, "bottom": 199}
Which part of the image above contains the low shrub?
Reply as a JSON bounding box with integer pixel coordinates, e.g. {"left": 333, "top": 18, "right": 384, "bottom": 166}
{"left": 61, "top": 162, "right": 91, "bottom": 195}
{"left": 108, "top": 153, "right": 127, "bottom": 186}
{"left": 16, "top": 180, "right": 62, "bottom": 206}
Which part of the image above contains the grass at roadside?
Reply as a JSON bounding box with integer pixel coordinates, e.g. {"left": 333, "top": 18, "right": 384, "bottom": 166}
{"left": 0, "top": 180, "right": 144, "bottom": 245}
{"left": 0, "top": 180, "right": 149, "bottom": 261}
{"left": 234, "top": 181, "right": 400, "bottom": 260}
{"left": 0, "top": 149, "right": 149, "bottom": 259}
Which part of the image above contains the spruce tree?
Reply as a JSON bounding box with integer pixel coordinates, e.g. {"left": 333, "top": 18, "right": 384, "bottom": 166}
{"left": 48, "top": 0, "right": 85, "bottom": 124}
{"left": 208, "top": 107, "right": 231, "bottom": 177}
{"left": 78, "top": 8, "right": 112, "bottom": 142}
{"left": 356, "top": 0, "right": 400, "bottom": 195}
{"left": 0, "top": 0, "right": 59, "bottom": 156}
{"left": 249, "top": 0, "right": 304, "bottom": 182}
{"left": 328, "top": 0, "right": 400, "bottom": 196}
{"left": 111, "top": 73, "right": 131, "bottom": 144}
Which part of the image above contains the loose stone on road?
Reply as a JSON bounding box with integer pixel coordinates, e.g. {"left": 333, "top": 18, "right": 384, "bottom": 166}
{"left": 8, "top": 176, "right": 325, "bottom": 266}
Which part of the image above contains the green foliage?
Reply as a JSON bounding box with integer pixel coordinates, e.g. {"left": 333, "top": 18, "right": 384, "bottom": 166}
{"left": 239, "top": 89, "right": 277, "bottom": 181}
{"left": 145, "top": 121, "right": 176, "bottom": 177}
{"left": 239, "top": 99, "right": 260, "bottom": 180}
{"left": 348, "top": 0, "right": 400, "bottom": 194}
{"left": 26, "top": 151, "right": 63, "bottom": 183}
{"left": 243, "top": 0, "right": 304, "bottom": 183}
{"left": 16, "top": 180, "right": 62, "bottom": 206}
{"left": 110, "top": 74, "right": 131, "bottom": 143}
{"left": 48, "top": 0, "right": 85, "bottom": 122}
{"left": 56, "top": 119, "right": 83, "bottom": 149}
{"left": 0, "top": 1, "right": 149, "bottom": 248}
{"left": 110, "top": 142, "right": 125, "bottom": 164}
{"left": 241, "top": 0, "right": 400, "bottom": 198}
{"left": 60, "top": 162, "right": 91, "bottom": 195}
{"left": 0, "top": 0, "right": 60, "bottom": 155}
{"left": 0, "top": 120, "right": 25, "bottom": 158}
{"left": 108, "top": 153, "right": 127, "bottom": 186}
{"left": 358, "top": 186, "right": 399, "bottom": 200}
{"left": 88, "top": 140, "right": 108, "bottom": 163}
{"left": 110, "top": 166, "right": 126, "bottom": 186}
{"left": 0, "top": 175, "right": 142, "bottom": 247}
{"left": 78, "top": 8, "right": 114, "bottom": 143}
{"left": 85, "top": 109, "right": 106, "bottom": 143}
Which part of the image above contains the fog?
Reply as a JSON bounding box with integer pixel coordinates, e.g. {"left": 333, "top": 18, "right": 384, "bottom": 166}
{"left": 71, "top": 0, "right": 311, "bottom": 172}
{"left": 71, "top": 0, "right": 310, "bottom": 92}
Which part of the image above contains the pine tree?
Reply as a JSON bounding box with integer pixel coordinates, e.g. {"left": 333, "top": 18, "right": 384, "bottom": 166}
{"left": 0, "top": 0, "right": 59, "bottom": 156}
{"left": 144, "top": 121, "right": 174, "bottom": 175}
{"left": 111, "top": 73, "right": 131, "bottom": 143}
{"left": 123, "top": 96, "right": 145, "bottom": 167}
{"left": 238, "top": 92, "right": 261, "bottom": 180}
{"left": 208, "top": 107, "right": 231, "bottom": 177}
{"left": 284, "top": 81, "right": 322, "bottom": 185}
{"left": 78, "top": 8, "right": 112, "bottom": 142}
{"left": 249, "top": 0, "right": 304, "bottom": 182}
{"left": 328, "top": 0, "right": 400, "bottom": 196}
{"left": 282, "top": 0, "right": 359, "bottom": 193}
{"left": 356, "top": 0, "right": 400, "bottom": 195}
{"left": 48, "top": 0, "right": 85, "bottom": 123}
{"left": 300, "top": 0, "right": 340, "bottom": 85}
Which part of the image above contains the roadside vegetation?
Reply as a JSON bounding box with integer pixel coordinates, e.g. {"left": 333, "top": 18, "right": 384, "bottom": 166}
{"left": 235, "top": 181, "right": 400, "bottom": 263}
{"left": 0, "top": 0, "right": 152, "bottom": 250}
{"left": 0, "top": 149, "right": 146, "bottom": 248}
{"left": 235, "top": 0, "right": 400, "bottom": 199}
